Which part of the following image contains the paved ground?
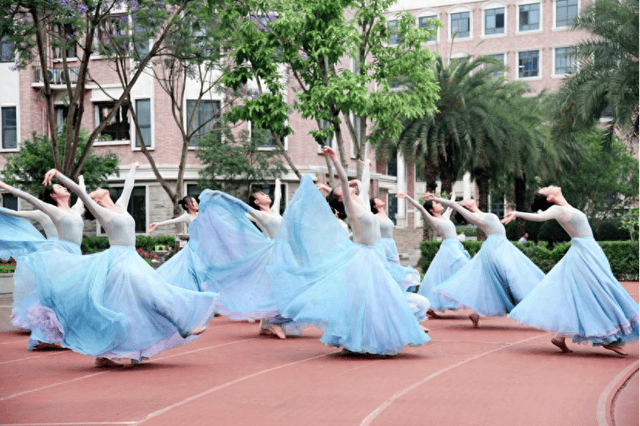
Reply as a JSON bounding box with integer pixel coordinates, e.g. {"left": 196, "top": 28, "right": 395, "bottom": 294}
{"left": 0, "top": 283, "right": 637, "bottom": 426}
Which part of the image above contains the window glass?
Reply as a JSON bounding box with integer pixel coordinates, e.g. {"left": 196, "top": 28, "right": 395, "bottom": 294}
{"left": 1, "top": 107, "right": 17, "bottom": 149}
{"left": 451, "top": 12, "right": 470, "bottom": 38}
{"left": 95, "top": 102, "right": 130, "bottom": 141}
{"left": 519, "top": 4, "right": 540, "bottom": 31}
{"left": 2, "top": 194, "right": 17, "bottom": 210}
{"left": 555, "top": 47, "right": 575, "bottom": 74}
{"left": 518, "top": 50, "right": 539, "bottom": 78}
{"left": 187, "top": 99, "right": 221, "bottom": 145}
{"left": 108, "top": 186, "right": 146, "bottom": 233}
{"left": 135, "top": 99, "right": 151, "bottom": 147}
{"left": 485, "top": 8, "right": 505, "bottom": 35}
{"left": 418, "top": 16, "right": 437, "bottom": 42}
{"left": 388, "top": 20, "right": 400, "bottom": 45}
{"left": 556, "top": 0, "right": 578, "bottom": 27}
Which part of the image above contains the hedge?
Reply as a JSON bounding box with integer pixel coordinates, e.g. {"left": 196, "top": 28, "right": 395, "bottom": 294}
{"left": 81, "top": 235, "right": 175, "bottom": 254}
{"left": 419, "top": 240, "right": 639, "bottom": 281}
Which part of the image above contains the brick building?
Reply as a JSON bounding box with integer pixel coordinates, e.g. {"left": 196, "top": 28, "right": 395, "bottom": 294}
{"left": 0, "top": 0, "right": 588, "bottom": 236}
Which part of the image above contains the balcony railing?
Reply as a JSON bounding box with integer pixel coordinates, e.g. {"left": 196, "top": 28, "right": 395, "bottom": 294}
{"left": 33, "top": 67, "right": 79, "bottom": 85}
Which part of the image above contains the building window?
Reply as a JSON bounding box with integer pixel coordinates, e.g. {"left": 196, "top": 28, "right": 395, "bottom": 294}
{"left": 2, "top": 194, "right": 17, "bottom": 210}
{"left": 518, "top": 50, "right": 539, "bottom": 78}
{"left": 52, "top": 24, "right": 76, "bottom": 59}
{"left": 187, "top": 99, "right": 221, "bottom": 145}
{"left": 109, "top": 186, "right": 146, "bottom": 233}
{"left": 95, "top": 102, "right": 130, "bottom": 142}
{"left": 1, "top": 106, "right": 17, "bottom": 150}
{"left": 555, "top": 47, "right": 576, "bottom": 75}
{"left": 251, "top": 122, "right": 278, "bottom": 149}
{"left": 451, "top": 12, "right": 470, "bottom": 39}
{"left": 135, "top": 99, "right": 151, "bottom": 147}
{"left": 556, "top": 0, "right": 578, "bottom": 27}
{"left": 351, "top": 115, "right": 362, "bottom": 158}
{"left": 388, "top": 193, "right": 398, "bottom": 225}
{"left": 490, "top": 53, "right": 505, "bottom": 77}
{"left": 186, "top": 184, "right": 202, "bottom": 200}
{"left": 95, "top": 14, "right": 129, "bottom": 55}
{"left": 490, "top": 194, "right": 505, "bottom": 217}
{"left": 133, "top": 18, "right": 150, "bottom": 57}
{"left": 388, "top": 20, "right": 400, "bottom": 45}
{"left": 320, "top": 119, "right": 334, "bottom": 147}
{"left": 519, "top": 4, "right": 540, "bottom": 31}
{"left": 0, "top": 37, "right": 14, "bottom": 62}
{"left": 485, "top": 8, "right": 505, "bottom": 35}
{"left": 418, "top": 16, "right": 437, "bottom": 42}
{"left": 387, "top": 154, "right": 397, "bottom": 177}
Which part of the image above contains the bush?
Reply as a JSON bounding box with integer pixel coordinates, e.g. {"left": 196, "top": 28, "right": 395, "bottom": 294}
{"left": 0, "top": 264, "right": 16, "bottom": 273}
{"left": 594, "top": 220, "right": 631, "bottom": 241}
{"left": 419, "top": 239, "right": 638, "bottom": 280}
{"left": 456, "top": 226, "right": 477, "bottom": 237}
{"left": 538, "top": 221, "right": 571, "bottom": 247}
{"left": 81, "top": 235, "right": 175, "bottom": 254}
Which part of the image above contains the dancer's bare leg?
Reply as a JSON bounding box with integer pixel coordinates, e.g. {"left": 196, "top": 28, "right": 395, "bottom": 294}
{"left": 94, "top": 357, "right": 123, "bottom": 368}
{"left": 469, "top": 312, "right": 480, "bottom": 328}
{"left": 551, "top": 336, "right": 572, "bottom": 353}
{"left": 602, "top": 344, "right": 627, "bottom": 356}
{"left": 189, "top": 326, "right": 207, "bottom": 336}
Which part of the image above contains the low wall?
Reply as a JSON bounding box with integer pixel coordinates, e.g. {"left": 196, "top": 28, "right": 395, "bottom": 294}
{"left": 0, "top": 273, "right": 13, "bottom": 295}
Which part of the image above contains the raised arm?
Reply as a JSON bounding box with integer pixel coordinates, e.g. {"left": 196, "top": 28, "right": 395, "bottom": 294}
{"left": 0, "top": 208, "right": 48, "bottom": 221}
{"left": 357, "top": 159, "right": 371, "bottom": 208}
{"left": 116, "top": 163, "right": 139, "bottom": 209}
{"left": 321, "top": 147, "right": 357, "bottom": 221}
{"left": 502, "top": 205, "right": 561, "bottom": 225}
{"left": 209, "top": 190, "right": 268, "bottom": 229}
{"left": 272, "top": 178, "right": 282, "bottom": 216}
{"left": 398, "top": 194, "right": 439, "bottom": 228}
{"left": 442, "top": 190, "right": 456, "bottom": 220}
{"left": 71, "top": 175, "right": 86, "bottom": 214}
{"left": 425, "top": 193, "right": 482, "bottom": 227}
{"left": 0, "top": 182, "right": 60, "bottom": 220}
{"left": 148, "top": 213, "right": 192, "bottom": 232}
{"left": 49, "top": 171, "right": 113, "bottom": 227}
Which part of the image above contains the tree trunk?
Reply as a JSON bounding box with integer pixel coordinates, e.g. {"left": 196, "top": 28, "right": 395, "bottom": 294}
{"left": 514, "top": 174, "right": 527, "bottom": 239}
{"left": 475, "top": 167, "right": 491, "bottom": 241}
{"left": 422, "top": 157, "right": 438, "bottom": 241}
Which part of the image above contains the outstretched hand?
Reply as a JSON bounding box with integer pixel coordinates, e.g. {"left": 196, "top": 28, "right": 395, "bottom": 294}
{"left": 148, "top": 222, "right": 159, "bottom": 232}
{"left": 501, "top": 211, "right": 516, "bottom": 224}
{"left": 0, "top": 181, "right": 11, "bottom": 192}
{"left": 130, "top": 162, "right": 140, "bottom": 170}
{"left": 43, "top": 169, "right": 59, "bottom": 186}
{"left": 316, "top": 183, "right": 331, "bottom": 194}
{"left": 320, "top": 146, "right": 337, "bottom": 161}
{"left": 423, "top": 192, "right": 437, "bottom": 202}
{"left": 396, "top": 193, "right": 408, "bottom": 199}
{"left": 348, "top": 179, "right": 360, "bottom": 188}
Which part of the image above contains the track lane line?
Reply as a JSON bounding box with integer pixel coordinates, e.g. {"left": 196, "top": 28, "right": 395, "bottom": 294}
{"left": 132, "top": 351, "right": 334, "bottom": 425}
{"left": 0, "top": 338, "right": 255, "bottom": 401}
{"left": 0, "top": 350, "right": 67, "bottom": 365}
{"left": 596, "top": 360, "right": 639, "bottom": 426}
{"left": 360, "top": 333, "right": 551, "bottom": 426}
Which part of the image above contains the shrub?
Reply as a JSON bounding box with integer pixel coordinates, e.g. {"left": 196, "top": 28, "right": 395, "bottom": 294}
{"left": 419, "top": 239, "right": 638, "bottom": 280}
{"left": 0, "top": 264, "right": 16, "bottom": 273}
{"left": 594, "top": 220, "right": 631, "bottom": 241}
{"left": 81, "top": 235, "right": 175, "bottom": 254}
{"left": 456, "top": 226, "right": 477, "bottom": 237}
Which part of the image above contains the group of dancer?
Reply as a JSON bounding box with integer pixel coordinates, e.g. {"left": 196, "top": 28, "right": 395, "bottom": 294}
{"left": 1, "top": 146, "right": 638, "bottom": 366}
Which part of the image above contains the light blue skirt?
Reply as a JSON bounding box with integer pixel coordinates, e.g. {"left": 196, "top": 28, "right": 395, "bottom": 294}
{"left": 437, "top": 234, "right": 544, "bottom": 316}
{"left": 11, "top": 240, "right": 80, "bottom": 332}
{"left": 509, "top": 238, "right": 639, "bottom": 346}
{"left": 26, "top": 246, "right": 217, "bottom": 360}
{"left": 375, "top": 238, "right": 421, "bottom": 291}
{"left": 0, "top": 207, "right": 48, "bottom": 261}
{"left": 268, "top": 175, "right": 429, "bottom": 355}
{"left": 418, "top": 238, "right": 471, "bottom": 312}
{"left": 156, "top": 242, "right": 210, "bottom": 292}
{"left": 190, "top": 190, "right": 284, "bottom": 320}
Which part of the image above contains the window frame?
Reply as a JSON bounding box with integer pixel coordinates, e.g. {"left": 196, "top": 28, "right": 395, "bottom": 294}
{"left": 449, "top": 8, "right": 472, "bottom": 41}
{"left": 517, "top": 1, "right": 542, "bottom": 34}
{"left": 416, "top": 10, "right": 439, "bottom": 44}
{"left": 249, "top": 120, "right": 288, "bottom": 151}
{"left": 134, "top": 98, "right": 152, "bottom": 149}
{"left": 553, "top": 46, "right": 576, "bottom": 77}
{"left": 1, "top": 105, "right": 18, "bottom": 152}
{"left": 554, "top": 0, "right": 579, "bottom": 29}
{"left": 489, "top": 52, "right": 507, "bottom": 77}
{"left": 185, "top": 98, "right": 222, "bottom": 149}
{"left": 482, "top": 4, "right": 507, "bottom": 38}
{"left": 0, "top": 37, "right": 15, "bottom": 63}
{"left": 93, "top": 100, "right": 132, "bottom": 146}
{"left": 516, "top": 49, "right": 542, "bottom": 80}
{"left": 97, "top": 183, "right": 148, "bottom": 235}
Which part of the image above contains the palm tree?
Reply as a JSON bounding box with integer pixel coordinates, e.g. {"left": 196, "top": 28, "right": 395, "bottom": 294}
{"left": 553, "top": 0, "right": 638, "bottom": 147}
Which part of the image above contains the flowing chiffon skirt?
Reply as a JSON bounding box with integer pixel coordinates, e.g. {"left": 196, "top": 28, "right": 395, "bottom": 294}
{"left": 268, "top": 175, "right": 429, "bottom": 355}
{"left": 437, "top": 234, "right": 544, "bottom": 317}
{"left": 26, "top": 246, "right": 217, "bottom": 360}
{"left": 189, "top": 190, "right": 283, "bottom": 320}
{"left": 418, "top": 238, "right": 471, "bottom": 312}
{"left": 156, "top": 238, "right": 210, "bottom": 292}
{"left": 509, "top": 238, "right": 639, "bottom": 346}
{"left": 375, "top": 238, "right": 421, "bottom": 291}
{"left": 0, "top": 207, "right": 48, "bottom": 261}
{"left": 11, "top": 240, "right": 80, "bottom": 331}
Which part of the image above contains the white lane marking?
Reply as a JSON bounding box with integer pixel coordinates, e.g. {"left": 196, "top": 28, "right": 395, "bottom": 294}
{"left": 360, "top": 333, "right": 550, "bottom": 426}
{"left": 0, "top": 351, "right": 67, "bottom": 365}
{"left": 596, "top": 360, "right": 639, "bottom": 426}
{"left": 0, "top": 338, "right": 255, "bottom": 401}
{"left": 133, "top": 352, "right": 334, "bottom": 425}
{"left": 0, "top": 338, "right": 29, "bottom": 345}
{"left": 2, "top": 422, "right": 136, "bottom": 425}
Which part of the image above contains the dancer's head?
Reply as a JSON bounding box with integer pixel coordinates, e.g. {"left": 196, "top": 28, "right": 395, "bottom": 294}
{"left": 422, "top": 199, "right": 444, "bottom": 215}
{"left": 459, "top": 199, "right": 478, "bottom": 211}
{"left": 179, "top": 196, "right": 199, "bottom": 213}
{"left": 249, "top": 190, "right": 271, "bottom": 210}
{"left": 327, "top": 188, "right": 346, "bottom": 219}
{"left": 40, "top": 184, "right": 70, "bottom": 206}
{"left": 89, "top": 188, "right": 112, "bottom": 207}
{"left": 531, "top": 186, "right": 559, "bottom": 212}
{"left": 370, "top": 197, "right": 385, "bottom": 214}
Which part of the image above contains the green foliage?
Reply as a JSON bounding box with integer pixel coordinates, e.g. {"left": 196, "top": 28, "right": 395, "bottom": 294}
{"left": 456, "top": 226, "right": 477, "bottom": 237}
{"left": 196, "top": 122, "right": 287, "bottom": 195}
{"left": 81, "top": 235, "right": 175, "bottom": 254}
{"left": 594, "top": 220, "right": 632, "bottom": 241}
{"left": 419, "top": 240, "right": 639, "bottom": 280}
{"left": 0, "top": 264, "right": 16, "bottom": 274}
{"left": 2, "top": 130, "right": 119, "bottom": 195}
{"left": 619, "top": 207, "right": 639, "bottom": 242}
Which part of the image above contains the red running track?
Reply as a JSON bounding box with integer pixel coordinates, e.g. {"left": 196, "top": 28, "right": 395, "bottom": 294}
{"left": 0, "top": 282, "right": 637, "bottom": 426}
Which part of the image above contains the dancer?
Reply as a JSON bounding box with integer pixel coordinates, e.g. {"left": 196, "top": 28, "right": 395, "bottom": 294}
{"left": 148, "top": 196, "right": 209, "bottom": 292}
{"left": 425, "top": 193, "right": 544, "bottom": 327}
{"left": 27, "top": 163, "right": 217, "bottom": 367}
{"left": 397, "top": 193, "right": 471, "bottom": 315}
{"left": 0, "top": 178, "right": 85, "bottom": 336}
{"left": 502, "top": 186, "right": 639, "bottom": 355}
{"left": 268, "top": 147, "right": 429, "bottom": 356}
{"left": 191, "top": 181, "right": 300, "bottom": 339}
